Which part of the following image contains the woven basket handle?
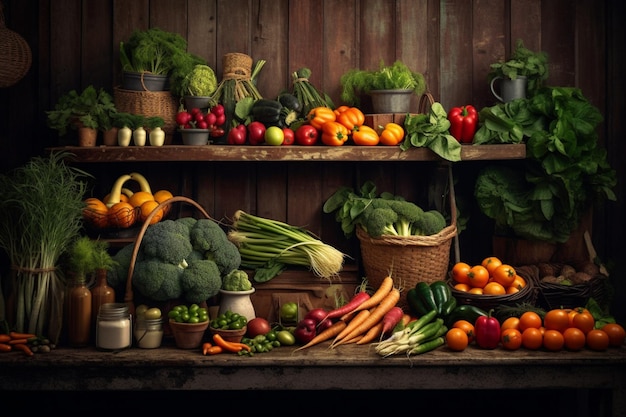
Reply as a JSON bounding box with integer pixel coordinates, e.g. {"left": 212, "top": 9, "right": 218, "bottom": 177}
{"left": 418, "top": 91, "right": 435, "bottom": 114}
{"left": 124, "top": 196, "right": 212, "bottom": 315}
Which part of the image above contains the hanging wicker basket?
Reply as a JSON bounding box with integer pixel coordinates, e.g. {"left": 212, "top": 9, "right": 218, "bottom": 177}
{"left": 0, "top": 2, "right": 32, "bottom": 88}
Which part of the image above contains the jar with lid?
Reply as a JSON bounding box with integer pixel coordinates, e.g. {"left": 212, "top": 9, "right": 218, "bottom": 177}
{"left": 134, "top": 317, "right": 164, "bottom": 349}
{"left": 96, "top": 303, "right": 132, "bottom": 351}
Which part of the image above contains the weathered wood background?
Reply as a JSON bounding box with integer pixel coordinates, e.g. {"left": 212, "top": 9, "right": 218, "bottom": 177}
{"left": 1, "top": 0, "right": 624, "bottom": 318}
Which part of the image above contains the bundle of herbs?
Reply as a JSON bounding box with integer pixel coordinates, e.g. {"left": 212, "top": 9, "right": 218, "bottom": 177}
{"left": 474, "top": 87, "right": 617, "bottom": 243}
{"left": 291, "top": 67, "right": 334, "bottom": 116}
{"left": 0, "top": 151, "right": 91, "bottom": 343}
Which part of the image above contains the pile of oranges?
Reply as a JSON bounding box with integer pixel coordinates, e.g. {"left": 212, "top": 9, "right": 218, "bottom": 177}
{"left": 451, "top": 257, "right": 526, "bottom": 296}
{"left": 446, "top": 307, "right": 626, "bottom": 352}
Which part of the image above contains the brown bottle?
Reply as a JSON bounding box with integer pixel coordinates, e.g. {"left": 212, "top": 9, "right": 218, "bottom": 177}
{"left": 91, "top": 268, "right": 115, "bottom": 337}
{"left": 66, "top": 275, "right": 92, "bottom": 347}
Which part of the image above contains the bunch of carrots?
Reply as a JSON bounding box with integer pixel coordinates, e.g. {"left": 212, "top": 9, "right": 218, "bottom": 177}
{"left": 0, "top": 331, "right": 46, "bottom": 356}
{"left": 294, "top": 276, "right": 409, "bottom": 352}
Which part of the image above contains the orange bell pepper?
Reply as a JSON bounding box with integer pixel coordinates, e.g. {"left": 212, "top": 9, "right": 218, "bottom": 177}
{"left": 351, "top": 125, "right": 380, "bottom": 146}
{"left": 378, "top": 122, "right": 405, "bottom": 146}
{"left": 333, "top": 105, "right": 350, "bottom": 117}
{"left": 321, "top": 121, "right": 350, "bottom": 146}
{"left": 307, "top": 106, "right": 336, "bottom": 130}
{"left": 336, "top": 107, "right": 365, "bottom": 132}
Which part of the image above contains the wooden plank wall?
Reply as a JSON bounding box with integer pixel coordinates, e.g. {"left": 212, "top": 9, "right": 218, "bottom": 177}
{"left": 1, "top": 0, "right": 624, "bottom": 317}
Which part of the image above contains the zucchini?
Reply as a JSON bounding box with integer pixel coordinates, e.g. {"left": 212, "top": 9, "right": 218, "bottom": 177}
{"left": 278, "top": 93, "right": 303, "bottom": 114}
{"left": 430, "top": 280, "right": 452, "bottom": 315}
{"left": 445, "top": 304, "right": 488, "bottom": 327}
{"left": 252, "top": 99, "right": 283, "bottom": 126}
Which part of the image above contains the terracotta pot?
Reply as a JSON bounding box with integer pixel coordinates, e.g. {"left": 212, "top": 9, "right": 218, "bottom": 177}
{"left": 169, "top": 319, "right": 208, "bottom": 349}
{"left": 102, "top": 128, "right": 118, "bottom": 146}
{"left": 78, "top": 126, "right": 97, "bottom": 146}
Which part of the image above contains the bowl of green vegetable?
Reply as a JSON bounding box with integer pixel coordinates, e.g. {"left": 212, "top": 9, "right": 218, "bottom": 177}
{"left": 169, "top": 319, "right": 209, "bottom": 349}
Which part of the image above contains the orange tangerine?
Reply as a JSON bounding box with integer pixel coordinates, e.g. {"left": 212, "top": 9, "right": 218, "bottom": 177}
{"left": 140, "top": 200, "right": 164, "bottom": 225}
{"left": 483, "top": 281, "right": 506, "bottom": 295}
{"left": 128, "top": 190, "right": 155, "bottom": 208}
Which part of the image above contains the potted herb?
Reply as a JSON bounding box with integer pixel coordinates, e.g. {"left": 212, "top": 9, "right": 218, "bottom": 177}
{"left": 340, "top": 60, "right": 427, "bottom": 113}
{"left": 145, "top": 116, "right": 166, "bottom": 146}
{"left": 488, "top": 39, "right": 549, "bottom": 101}
{"left": 179, "top": 64, "right": 218, "bottom": 111}
{"left": 46, "top": 86, "right": 116, "bottom": 146}
{"left": 119, "top": 28, "right": 206, "bottom": 93}
{"left": 473, "top": 87, "right": 617, "bottom": 261}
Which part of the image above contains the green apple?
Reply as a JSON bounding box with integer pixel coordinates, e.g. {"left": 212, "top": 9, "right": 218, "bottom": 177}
{"left": 264, "top": 126, "right": 284, "bottom": 146}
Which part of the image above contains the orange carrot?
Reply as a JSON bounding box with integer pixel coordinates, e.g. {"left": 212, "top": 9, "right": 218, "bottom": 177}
{"left": 9, "top": 331, "right": 36, "bottom": 340}
{"left": 13, "top": 343, "right": 34, "bottom": 357}
{"left": 292, "top": 320, "right": 347, "bottom": 352}
{"left": 353, "top": 276, "right": 394, "bottom": 313}
{"left": 334, "top": 288, "right": 401, "bottom": 346}
{"left": 356, "top": 321, "right": 385, "bottom": 345}
{"left": 212, "top": 334, "right": 251, "bottom": 353}
{"left": 0, "top": 343, "right": 11, "bottom": 352}
{"left": 202, "top": 342, "right": 213, "bottom": 355}
{"left": 330, "top": 309, "right": 372, "bottom": 347}
{"left": 0, "top": 334, "right": 10, "bottom": 343}
{"left": 9, "top": 338, "right": 28, "bottom": 345}
{"left": 205, "top": 345, "right": 224, "bottom": 355}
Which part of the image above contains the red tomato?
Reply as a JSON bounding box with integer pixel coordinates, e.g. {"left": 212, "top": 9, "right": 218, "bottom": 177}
{"left": 295, "top": 124, "right": 319, "bottom": 145}
{"left": 282, "top": 127, "right": 295, "bottom": 145}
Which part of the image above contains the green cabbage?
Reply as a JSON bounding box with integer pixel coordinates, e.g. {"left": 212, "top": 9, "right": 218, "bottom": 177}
{"left": 186, "top": 64, "right": 217, "bottom": 96}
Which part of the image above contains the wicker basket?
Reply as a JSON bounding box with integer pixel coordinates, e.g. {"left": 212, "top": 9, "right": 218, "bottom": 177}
{"left": 523, "top": 263, "right": 611, "bottom": 310}
{"left": 0, "top": 3, "right": 32, "bottom": 88}
{"left": 124, "top": 196, "right": 212, "bottom": 316}
{"left": 114, "top": 87, "right": 178, "bottom": 143}
{"left": 357, "top": 165, "right": 457, "bottom": 309}
{"left": 448, "top": 265, "right": 539, "bottom": 311}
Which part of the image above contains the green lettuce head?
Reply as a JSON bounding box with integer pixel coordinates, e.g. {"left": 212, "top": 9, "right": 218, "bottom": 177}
{"left": 186, "top": 64, "right": 217, "bottom": 96}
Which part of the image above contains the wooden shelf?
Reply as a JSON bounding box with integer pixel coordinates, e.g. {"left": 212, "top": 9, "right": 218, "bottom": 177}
{"left": 48, "top": 144, "right": 526, "bottom": 163}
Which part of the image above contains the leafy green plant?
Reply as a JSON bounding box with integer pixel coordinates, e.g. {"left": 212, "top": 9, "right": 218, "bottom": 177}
{"left": 119, "top": 28, "right": 207, "bottom": 97}
{"left": 340, "top": 60, "right": 426, "bottom": 106}
{"left": 180, "top": 64, "right": 218, "bottom": 97}
{"left": 46, "top": 86, "right": 116, "bottom": 135}
{"left": 474, "top": 87, "right": 617, "bottom": 243}
{"left": 67, "top": 237, "right": 116, "bottom": 282}
{"left": 488, "top": 39, "right": 549, "bottom": 97}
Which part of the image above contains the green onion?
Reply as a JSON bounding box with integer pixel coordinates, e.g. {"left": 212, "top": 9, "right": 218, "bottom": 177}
{"left": 0, "top": 151, "right": 91, "bottom": 343}
{"left": 227, "top": 210, "right": 346, "bottom": 282}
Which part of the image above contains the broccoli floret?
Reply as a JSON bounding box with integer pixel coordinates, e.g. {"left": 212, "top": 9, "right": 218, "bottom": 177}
{"left": 387, "top": 199, "right": 424, "bottom": 236}
{"left": 141, "top": 219, "right": 193, "bottom": 268}
{"left": 107, "top": 243, "right": 135, "bottom": 290}
{"left": 176, "top": 217, "right": 198, "bottom": 234}
{"left": 412, "top": 210, "right": 447, "bottom": 236}
{"left": 133, "top": 258, "right": 184, "bottom": 301}
{"left": 361, "top": 206, "right": 398, "bottom": 237}
{"left": 180, "top": 259, "right": 222, "bottom": 303}
{"left": 222, "top": 269, "right": 253, "bottom": 291}
{"left": 189, "top": 218, "right": 241, "bottom": 275}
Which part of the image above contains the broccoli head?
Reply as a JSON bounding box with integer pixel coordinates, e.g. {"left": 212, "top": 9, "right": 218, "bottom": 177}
{"left": 107, "top": 243, "right": 135, "bottom": 291}
{"left": 133, "top": 258, "right": 184, "bottom": 301}
{"left": 222, "top": 269, "right": 253, "bottom": 291}
{"left": 361, "top": 206, "right": 398, "bottom": 237}
{"left": 180, "top": 259, "right": 222, "bottom": 303}
{"left": 140, "top": 219, "right": 193, "bottom": 267}
{"left": 189, "top": 218, "right": 241, "bottom": 275}
{"left": 412, "top": 210, "right": 447, "bottom": 236}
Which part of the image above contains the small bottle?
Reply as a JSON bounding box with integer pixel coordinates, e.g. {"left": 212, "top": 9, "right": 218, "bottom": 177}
{"left": 96, "top": 303, "right": 132, "bottom": 351}
{"left": 134, "top": 317, "right": 164, "bottom": 349}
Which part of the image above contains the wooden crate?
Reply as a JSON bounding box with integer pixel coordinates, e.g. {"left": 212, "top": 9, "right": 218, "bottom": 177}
{"left": 249, "top": 267, "right": 360, "bottom": 322}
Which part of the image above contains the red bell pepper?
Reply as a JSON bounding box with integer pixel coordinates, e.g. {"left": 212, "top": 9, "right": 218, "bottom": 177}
{"left": 447, "top": 105, "right": 478, "bottom": 143}
{"left": 474, "top": 309, "right": 501, "bottom": 349}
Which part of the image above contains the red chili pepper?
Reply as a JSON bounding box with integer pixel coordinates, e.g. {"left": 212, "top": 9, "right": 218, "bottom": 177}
{"left": 474, "top": 309, "right": 501, "bottom": 349}
{"left": 447, "top": 105, "right": 478, "bottom": 143}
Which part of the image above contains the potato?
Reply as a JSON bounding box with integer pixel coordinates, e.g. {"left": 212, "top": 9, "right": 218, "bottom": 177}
{"left": 537, "top": 263, "right": 556, "bottom": 278}
{"left": 559, "top": 264, "right": 576, "bottom": 278}
{"left": 570, "top": 271, "right": 593, "bottom": 285}
{"left": 541, "top": 275, "right": 563, "bottom": 284}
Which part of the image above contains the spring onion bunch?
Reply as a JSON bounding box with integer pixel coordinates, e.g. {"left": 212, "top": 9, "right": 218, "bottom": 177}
{"left": 0, "top": 151, "right": 90, "bottom": 343}
{"left": 227, "top": 210, "right": 345, "bottom": 283}
{"left": 374, "top": 310, "right": 446, "bottom": 357}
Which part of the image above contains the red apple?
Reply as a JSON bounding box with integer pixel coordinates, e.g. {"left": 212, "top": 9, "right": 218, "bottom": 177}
{"left": 295, "top": 124, "right": 318, "bottom": 146}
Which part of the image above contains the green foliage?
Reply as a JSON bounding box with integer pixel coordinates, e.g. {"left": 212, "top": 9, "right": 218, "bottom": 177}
{"left": 474, "top": 87, "right": 617, "bottom": 242}
{"left": 323, "top": 180, "right": 446, "bottom": 238}
{"left": 46, "top": 86, "right": 117, "bottom": 135}
{"left": 340, "top": 60, "right": 426, "bottom": 106}
{"left": 488, "top": 39, "right": 549, "bottom": 96}
{"left": 399, "top": 102, "right": 462, "bottom": 162}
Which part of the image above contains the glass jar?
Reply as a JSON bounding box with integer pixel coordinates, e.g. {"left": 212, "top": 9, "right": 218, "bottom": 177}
{"left": 96, "top": 303, "right": 132, "bottom": 351}
{"left": 134, "top": 317, "right": 164, "bottom": 349}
